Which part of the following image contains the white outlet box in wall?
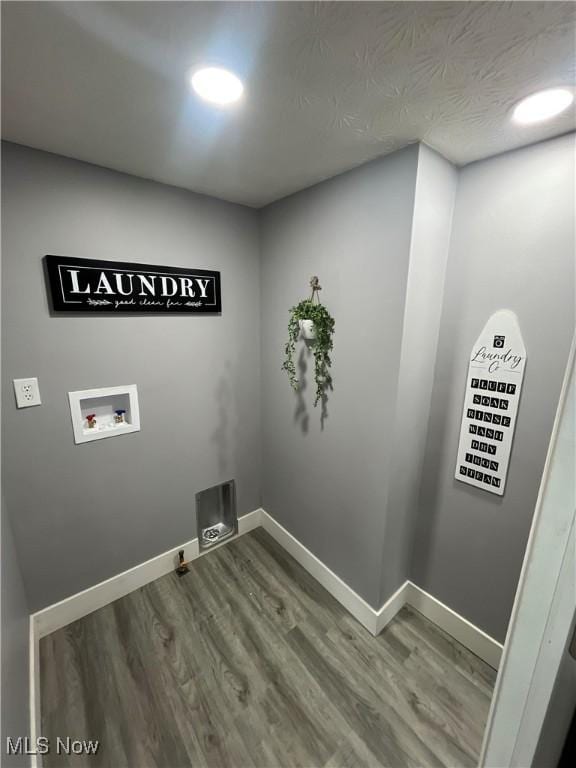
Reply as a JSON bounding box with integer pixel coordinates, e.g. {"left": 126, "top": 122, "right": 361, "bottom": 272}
{"left": 68, "top": 385, "right": 140, "bottom": 444}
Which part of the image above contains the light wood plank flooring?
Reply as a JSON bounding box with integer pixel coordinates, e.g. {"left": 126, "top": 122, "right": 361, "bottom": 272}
{"left": 40, "top": 529, "right": 496, "bottom": 767}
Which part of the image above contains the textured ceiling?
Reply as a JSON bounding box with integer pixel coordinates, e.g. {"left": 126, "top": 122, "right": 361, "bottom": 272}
{"left": 2, "top": 1, "right": 575, "bottom": 207}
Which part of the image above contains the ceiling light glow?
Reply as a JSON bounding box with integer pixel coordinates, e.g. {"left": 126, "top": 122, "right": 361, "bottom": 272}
{"left": 512, "top": 88, "right": 573, "bottom": 124}
{"left": 191, "top": 67, "right": 243, "bottom": 105}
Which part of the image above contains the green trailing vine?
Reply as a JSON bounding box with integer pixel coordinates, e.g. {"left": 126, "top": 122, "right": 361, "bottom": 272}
{"left": 282, "top": 278, "right": 335, "bottom": 407}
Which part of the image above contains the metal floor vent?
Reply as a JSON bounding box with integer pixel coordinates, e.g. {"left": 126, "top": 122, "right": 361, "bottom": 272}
{"left": 201, "top": 522, "right": 235, "bottom": 548}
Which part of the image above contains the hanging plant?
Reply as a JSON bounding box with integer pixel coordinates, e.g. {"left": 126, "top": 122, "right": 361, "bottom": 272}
{"left": 282, "top": 276, "right": 335, "bottom": 406}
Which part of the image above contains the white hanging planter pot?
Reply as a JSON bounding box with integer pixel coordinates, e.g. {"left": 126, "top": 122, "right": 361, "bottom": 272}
{"left": 299, "top": 319, "right": 316, "bottom": 340}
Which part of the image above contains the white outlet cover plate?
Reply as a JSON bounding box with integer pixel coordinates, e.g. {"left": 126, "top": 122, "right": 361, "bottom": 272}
{"left": 13, "top": 377, "right": 42, "bottom": 408}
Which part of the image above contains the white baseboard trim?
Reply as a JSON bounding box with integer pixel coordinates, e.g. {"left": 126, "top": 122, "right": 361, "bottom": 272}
{"left": 405, "top": 582, "right": 503, "bottom": 669}
{"left": 29, "top": 505, "right": 501, "bottom": 743}
{"left": 260, "top": 509, "right": 382, "bottom": 635}
{"left": 32, "top": 508, "right": 262, "bottom": 639}
{"left": 260, "top": 510, "right": 502, "bottom": 668}
{"left": 29, "top": 509, "right": 263, "bottom": 756}
{"left": 237, "top": 508, "right": 263, "bottom": 534}
{"left": 374, "top": 581, "right": 411, "bottom": 635}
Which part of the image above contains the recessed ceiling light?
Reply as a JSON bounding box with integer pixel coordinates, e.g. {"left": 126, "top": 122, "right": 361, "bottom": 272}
{"left": 190, "top": 67, "right": 244, "bottom": 106}
{"left": 512, "top": 88, "right": 573, "bottom": 125}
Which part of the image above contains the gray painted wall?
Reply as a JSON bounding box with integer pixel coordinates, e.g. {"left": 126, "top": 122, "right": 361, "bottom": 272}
{"left": 378, "top": 145, "right": 457, "bottom": 605}
{"left": 1, "top": 142, "right": 261, "bottom": 611}
{"left": 3, "top": 133, "right": 573, "bottom": 648}
{"left": 411, "top": 134, "right": 575, "bottom": 642}
{"left": 1, "top": 497, "right": 30, "bottom": 767}
{"left": 260, "top": 146, "right": 419, "bottom": 608}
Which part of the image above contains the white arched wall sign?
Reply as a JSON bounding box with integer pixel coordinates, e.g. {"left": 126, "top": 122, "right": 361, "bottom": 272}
{"left": 455, "top": 310, "right": 526, "bottom": 496}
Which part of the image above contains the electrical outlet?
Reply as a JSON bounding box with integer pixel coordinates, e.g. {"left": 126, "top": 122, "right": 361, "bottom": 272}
{"left": 13, "top": 377, "right": 42, "bottom": 408}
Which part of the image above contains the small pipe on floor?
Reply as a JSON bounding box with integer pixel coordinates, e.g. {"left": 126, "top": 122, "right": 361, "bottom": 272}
{"left": 175, "top": 550, "right": 190, "bottom": 577}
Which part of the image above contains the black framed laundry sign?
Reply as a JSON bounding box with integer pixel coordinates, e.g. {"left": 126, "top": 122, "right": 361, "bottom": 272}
{"left": 454, "top": 310, "right": 526, "bottom": 496}
{"left": 45, "top": 255, "right": 222, "bottom": 313}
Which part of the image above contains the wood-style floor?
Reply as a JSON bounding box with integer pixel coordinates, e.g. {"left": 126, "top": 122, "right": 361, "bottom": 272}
{"left": 40, "top": 529, "right": 496, "bottom": 767}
